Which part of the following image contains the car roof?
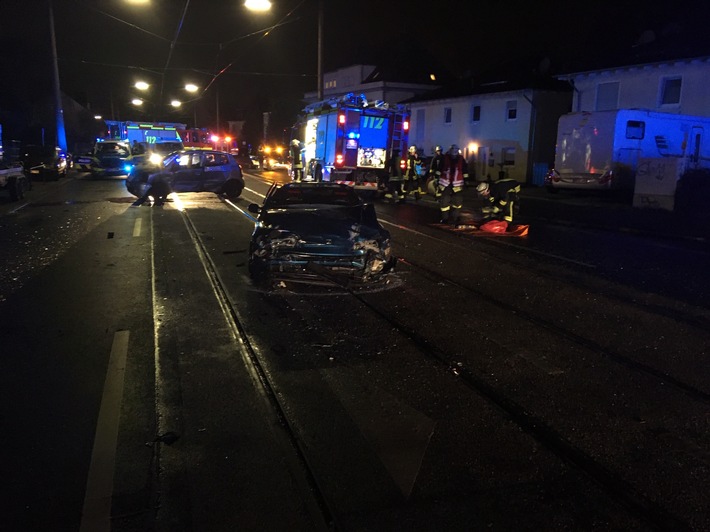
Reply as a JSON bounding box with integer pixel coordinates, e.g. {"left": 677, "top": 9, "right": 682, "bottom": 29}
{"left": 265, "top": 183, "right": 362, "bottom": 206}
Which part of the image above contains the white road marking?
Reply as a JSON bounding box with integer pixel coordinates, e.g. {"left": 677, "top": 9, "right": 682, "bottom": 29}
{"left": 132, "top": 217, "right": 142, "bottom": 237}
{"left": 80, "top": 330, "right": 130, "bottom": 532}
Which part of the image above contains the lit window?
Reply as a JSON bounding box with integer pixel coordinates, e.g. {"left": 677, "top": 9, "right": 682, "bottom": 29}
{"left": 506, "top": 101, "right": 517, "bottom": 121}
{"left": 660, "top": 77, "right": 681, "bottom": 105}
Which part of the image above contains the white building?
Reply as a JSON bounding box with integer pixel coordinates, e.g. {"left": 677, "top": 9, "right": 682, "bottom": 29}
{"left": 303, "top": 64, "right": 439, "bottom": 107}
{"left": 406, "top": 80, "right": 572, "bottom": 184}
{"left": 556, "top": 56, "right": 710, "bottom": 116}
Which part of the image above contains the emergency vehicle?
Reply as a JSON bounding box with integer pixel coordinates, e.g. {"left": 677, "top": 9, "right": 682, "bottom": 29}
{"left": 294, "top": 93, "right": 410, "bottom": 193}
{"left": 178, "top": 127, "right": 235, "bottom": 152}
{"left": 103, "top": 120, "right": 185, "bottom": 145}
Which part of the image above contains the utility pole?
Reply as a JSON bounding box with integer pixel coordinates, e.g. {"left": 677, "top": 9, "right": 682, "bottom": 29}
{"left": 49, "top": 0, "right": 67, "bottom": 151}
{"left": 317, "top": 0, "right": 323, "bottom": 100}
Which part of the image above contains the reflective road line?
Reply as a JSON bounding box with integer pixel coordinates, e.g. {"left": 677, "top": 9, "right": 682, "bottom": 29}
{"left": 80, "top": 330, "right": 130, "bottom": 532}
{"left": 133, "top": 217, "right": 142, "bottom": 237}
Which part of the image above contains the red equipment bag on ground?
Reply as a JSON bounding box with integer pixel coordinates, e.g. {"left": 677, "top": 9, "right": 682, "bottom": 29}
{"left": 479, "top": 220, "right": 509, "bottom": 233}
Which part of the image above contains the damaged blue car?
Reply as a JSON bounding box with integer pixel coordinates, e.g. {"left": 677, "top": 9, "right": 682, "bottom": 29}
{"left": 248, "top": 182, "right": 395, "bottom": 284}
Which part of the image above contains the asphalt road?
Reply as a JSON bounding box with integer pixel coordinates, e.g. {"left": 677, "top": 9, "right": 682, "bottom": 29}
{"left": 1, "top": 169, "right": 709, "bottom": 531}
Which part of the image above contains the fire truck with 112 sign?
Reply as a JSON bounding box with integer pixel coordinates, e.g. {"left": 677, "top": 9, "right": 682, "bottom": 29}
{"left": 294, "top": 93, "right": 410, "bottom": 195}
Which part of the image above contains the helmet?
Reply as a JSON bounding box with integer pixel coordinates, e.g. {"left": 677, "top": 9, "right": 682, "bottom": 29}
{"left": 449, "top": 144, "right": 460, "bottom": 155}
{"left": 408, "top": 145, "right": 417, "bottom": 154}
{"left": 290, "top": 139, "right": 300, "bottom": 146}
{"left": 434, "top": 145, "right": 442, "bottom": 153}
{"left": 476, "top": 182, "right": 490, "bottom": 195}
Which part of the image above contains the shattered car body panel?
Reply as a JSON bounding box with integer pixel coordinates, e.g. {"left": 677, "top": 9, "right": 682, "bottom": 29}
{"left": 248, "top": 183, "right": 395, "bottom": 284}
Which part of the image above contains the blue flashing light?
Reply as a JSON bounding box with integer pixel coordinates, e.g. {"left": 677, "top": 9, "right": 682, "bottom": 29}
{"left": 124, "top": 164, "right": 133, "bottom": 174}
{"left": 346, "top": 132, "right": 360, "bottom": 139}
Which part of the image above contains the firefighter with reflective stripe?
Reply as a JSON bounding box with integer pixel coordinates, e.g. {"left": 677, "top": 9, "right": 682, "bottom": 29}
{"left": 384, "top": 148, "right": 405, "bottom": 203}
{"left": 438, "top": 144, "right": 468, "bottom": 224}
{"left": 476, "top": 178, "right": 521, "bottom": 223}
{"left": 404, "top": 145, "right": 422, "bottom": 200}
{"left": 428, "top": 145, "right": 445, "bottom": 198}
{"left": 290, "top": 139, "right": 304, "bottom": 182}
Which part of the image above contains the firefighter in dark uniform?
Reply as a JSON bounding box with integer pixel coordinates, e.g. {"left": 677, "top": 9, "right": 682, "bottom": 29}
{"left": 428, "top": 145, "right": 445, "bottom": 198}
{"left": 439, "top": 144, "right": 468, "bottom": 224}
{"left": 476, "top": 178, "right": 521, "bottom": 223}
{"left": 384, "top": 148, "right": 404, "bottom": 203}
{"left": 404, "top": 145, "right": 422, "bottom": 200}
{"left": 290, "top": 139, "right": 304, "bottom": 182}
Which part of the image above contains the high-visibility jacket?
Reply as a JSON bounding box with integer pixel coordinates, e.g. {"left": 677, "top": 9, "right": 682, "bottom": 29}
{"left": 440, "top": 154, "right": 468, "bottom": 187}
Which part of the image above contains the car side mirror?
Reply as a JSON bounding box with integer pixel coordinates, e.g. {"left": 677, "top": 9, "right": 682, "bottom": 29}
{"left": 248, "top": 203, "right": 261, "bottom": 214}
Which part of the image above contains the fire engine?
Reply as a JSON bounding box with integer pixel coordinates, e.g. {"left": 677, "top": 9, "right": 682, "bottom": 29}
{"left": 294, "top": 93, "right": 410, "bottom": 193}
{"left": 103, "top": 120, "right": 185, "bottom": 145}
{"left": 178, "top": 127, "right": 235, "bottom": 152}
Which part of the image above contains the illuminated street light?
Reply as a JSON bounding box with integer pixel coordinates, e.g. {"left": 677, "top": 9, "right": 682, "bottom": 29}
{"left": 245, "top": 0, "right": 322, "bottom": 99}
{"left": 244, "top": 0, "right": 271, "bottom": 11}
{"left": 131, "top": 98, "right": 144, "bottom": 106}
{"left": 185, "top": 83, "right": 199, "bottom": 93}
{"left": 171, "top": 100, "right": 182, "bottom": 108}
{"left": 135, "top": 81, "right": 150, "bottom": 91}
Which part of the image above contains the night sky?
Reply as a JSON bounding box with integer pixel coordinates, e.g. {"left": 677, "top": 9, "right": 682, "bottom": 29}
{"left": 1, "top": 0, "right": 708, "bottom": 146}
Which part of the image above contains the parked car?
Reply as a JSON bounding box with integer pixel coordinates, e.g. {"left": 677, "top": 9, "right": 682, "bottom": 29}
{"left": 247, "top": 182, "right": 395, "bottom": 284}
{"left": 125, "top": 149, "right": 245, "bottom": 200}
{"left": 20, "top": 145, "right": 68, "bottom": 181}
{"left": 90, "top": 140, "right": 133, "bottom": 178}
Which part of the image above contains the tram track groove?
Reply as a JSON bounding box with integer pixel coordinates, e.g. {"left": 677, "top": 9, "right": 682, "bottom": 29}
{"left": 178, "top": 207, "right": 337, "bottom": 532}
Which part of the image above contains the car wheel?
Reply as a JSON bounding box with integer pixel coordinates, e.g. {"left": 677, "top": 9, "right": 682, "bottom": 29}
{"left": 223, "top": 180, "right": 243, "bottom": 199}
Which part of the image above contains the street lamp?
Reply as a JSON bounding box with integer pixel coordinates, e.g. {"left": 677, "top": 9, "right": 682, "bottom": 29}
{"left": 243, "top": 0, "right": 324, "bottom": 98}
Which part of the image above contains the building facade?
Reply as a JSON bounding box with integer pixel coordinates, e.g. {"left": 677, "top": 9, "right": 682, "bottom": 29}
{"left": 407, "top": 83, "right": 572, "bottom": 184}
{"left": 557, "top": 56, "right": 710, "bottom": 116}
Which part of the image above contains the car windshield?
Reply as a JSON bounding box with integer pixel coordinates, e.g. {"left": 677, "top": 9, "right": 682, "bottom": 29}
{"left": 96, "top": 143, "right": 129, "bottom": 156}
{"left": 266, "top": 186, "right": 361, "bottom": 207}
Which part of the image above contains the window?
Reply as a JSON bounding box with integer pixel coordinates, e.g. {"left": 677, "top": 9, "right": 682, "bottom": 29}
{"left": 660, "top": 77, "right": 682, "bottom": 105}
{"left": 471, "top": 104, "right": 481, "bottom": 122}
{"left": 502, "top": 147, "right": 516, "bottom": 165}
{"left": 626, "top": 120, "right": 645, "bottom": 139}
{"left": 444, "top": 107, "right": 452, "bottom": 124}
{"left": 596, "top": 82, "right": 619, "bottom": 111}
{"left": 506, "top": 101, "right": 517, "bottom": 121}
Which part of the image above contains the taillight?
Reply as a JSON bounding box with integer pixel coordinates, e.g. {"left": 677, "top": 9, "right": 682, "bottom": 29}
{"left": 335, "top": 153, "right": 344, "bottom": 166}
{"left": 400, "top": 159, "right": 406, "bottom": 170}
{"left": 403, "top": 120, "right": 409, "bottom": 131}
{"left": 338, "top": 114, "right": 345, "bottom": 125}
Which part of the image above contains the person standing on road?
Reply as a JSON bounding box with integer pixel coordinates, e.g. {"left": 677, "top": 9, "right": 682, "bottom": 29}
{"left": 476, "top": 178, "right": 521, "bottom": 223}
{"left": 384, "top": 148, "right": 405, "bottom": 203}
{"left": 428, "top": 145, "right": 445, "bottom": 198}
{"left": 290, "top": 139, "right": 304, "bottom": 182}
{"left": 438, "top": 144, "right": 468, "bottom": 224}
{"left": 404, "top": 145, "right": 422, "bottom": 200}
